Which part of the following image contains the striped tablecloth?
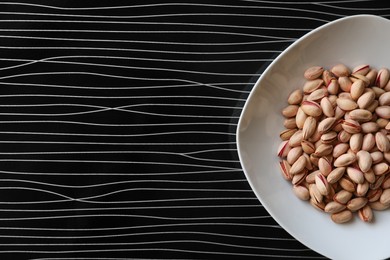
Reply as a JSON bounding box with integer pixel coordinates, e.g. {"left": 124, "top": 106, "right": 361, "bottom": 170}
{"left": 0, "top": 1, "right": 388, "bottom": 259}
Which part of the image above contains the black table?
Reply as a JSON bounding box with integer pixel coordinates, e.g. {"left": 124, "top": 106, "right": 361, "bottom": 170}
{"left": 0, "top": 1, "right": 388, "bottom": 259}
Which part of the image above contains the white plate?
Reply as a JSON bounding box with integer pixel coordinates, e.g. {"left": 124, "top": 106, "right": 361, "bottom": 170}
{"left": 236, "top": 15, "right": 390, "bottom": 260}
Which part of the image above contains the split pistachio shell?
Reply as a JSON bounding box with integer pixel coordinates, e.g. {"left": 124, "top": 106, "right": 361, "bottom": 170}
{"left": 318, "top": 157, "right": 332, "bottom": 176}
{"left": 301, "top": 101, "right": 322, "bottom": 117}
{"left": 317, "top": 117, "right": 336, "bottom": 134}
{"left": 341, "top": 119, "right": 361, "bottom": 134}
{"left": 320, "top": 97, "right": 335, "bottom": 117}
{"left": 376, "top": 68, "right": 390, "bottom": 88}
{"left": 352, "top": 64, "right": 370, "bottom": 75}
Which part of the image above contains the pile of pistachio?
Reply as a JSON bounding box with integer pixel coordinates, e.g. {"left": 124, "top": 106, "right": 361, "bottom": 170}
{"left": 278, "top": 63, "right": 390, "bottom": 224}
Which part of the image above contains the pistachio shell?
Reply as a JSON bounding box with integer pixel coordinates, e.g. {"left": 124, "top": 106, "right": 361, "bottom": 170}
{"left": 282, "top": 104, "right": 299, "bottom": 118}
{"left": 279, "top": 160, "right": 292, "bottom": 180}
{"left": 327, "top": 167, "right": 346, "bottom": 184}
{"left": 378, "top": 92, "right": 390, "bottom": 106}
{"left": 376, "top": 68, "right": 390, "bottom": 88}
{"left": 320, "top": 97, "right": 335, "bottom": 117}
{"left": 347, "top": 197, "right": 368, "bottom": 211}
{"left": 341, "top": 119, "right": 361, "bottom": 134}
{"left": 277, "top": 140, "right": 291, "bottom": 157}
{"left": 295, "top": 107, "right": 307, "bottom": 129}
{"left": 333, "top": 143, "right": 349, "bottom": 158}
{"left": 317, "top": 117, "right": 336, "bottom": 134}
{"left": 375, "top": 106, "right": 390, "bottom": 119}
{"left": 348, "top": 109, "right": 372, "bottom": 122}
{"left": 338, "top": 76, "right": 353, "bottom": 92}
{"left": 325, "top": 201, "right": 346, "bottom": 214}
{"left": 379, "top": 188, "right": 390, "bottom": 205}
{"left": 292, "top": 185, "right": 310, "bottom": 200}
{"left": 375, "top": 131, "right": 390, "bottom": 152}
{"left": 352, "top": 64, "right": 370, "bottom": 75}
{"left": 333, "top": 189, "right": 353, "bottom": 204}
{"left": 349, "top": 133, "right": 363, "bottom": 153}
{"left": 366, "top": 69, "right": 378, "bottom": 86}
{"left": 346, "top": 167, "right": 365, "bottom": 184}
{"left": 287, "top": 146, "right": 303, "bottom": 165}
{"left": 361, "top": 122, "right": 379, "bottom": 133}
{"left": 289, "top": 155, "right": 307, "bottom": 175}
{"left": 362, "top": 133, "right": 376, "bottom": 151}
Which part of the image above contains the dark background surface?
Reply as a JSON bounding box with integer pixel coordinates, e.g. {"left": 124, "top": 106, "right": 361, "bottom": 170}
{"left": 0, "top": 1, "right": 388, "bottom": 259}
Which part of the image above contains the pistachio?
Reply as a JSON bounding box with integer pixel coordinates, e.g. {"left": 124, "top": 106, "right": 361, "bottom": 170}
{"left": 287, "top": 146, "right": 303, "bottom": 165}
{"left": 341, "top": 119, "right": 361, "bottom": 134}
{"left": 370, "top": 175, "right": 386, "bottom": 190}
{"left": 361, "top": 122, "right": 379, "bottom": 133}
{"left": 364, "top": 169, "right": 376, "bottom": 184}
{"left": 338, "top": 130, "right": 352, "bottom": 143}
{"left": 282, "top": 105, "right": 299, "bottom": 118}
{"left": 372, "top": 162, "right": 389, "bottom": 176}
{"left": 349, "top": 133, "right": 363, "bottom": 153}
{"left": 357, "top": 91, "right": 375, "bottom": 109}
{"left": 358, "top": 205, "right": 373, "bottom": 222}
{"left": 376, "top": 68, "right": 390, "bottom": 88}
{"left": 287, "top": 89, "right": 303, "bottom": 105}
{"left": 348, "top": 109, "right": 372, "bottom": 122}
{"left": 356, "top": 150, "right": 372, "bottom": 173}
{"left": 351, "top": 73, "right": 370, "bottom": 87}
{"left": 320, "top": 97, "right": 335, "bottom": 117}
{"left": 352, "top": 64, "right": 370, "bottom": 75}
{"left": 303, "top": 79, "right": 324, "bottom": 94}
{"left": 366, "top": 99, "right": 379, "bottom": 113}
{"left": 346, "top": 167, "right": 365, "bottom": 184}
{"left": 350, "top": 79, "right": 365, "bottom": 100}
{"left": 289, "top": 155, "right": 307, "bottom": 175}
{"left": 375, "top": 131, "right": 390, "bottom": 152}
{"left": 304, "top": 66, "right": 324, "bottom": 80}
{"left": 331, "top": 210, "right": 353, "bottom": 224}
{"left": 337, "top": 98, "right": 358, "bottom": 111}
{"left": 369, "top": 201, "right": 390, "bottom": 211}
{"left": 331, "top": 64, "right": 350, "bottom": 77}
{"left": 322, "top": 70, "right": 334, "bottom": 85}
{"left": 292, "top": 185, "right": 310, "bottom": 200}
{"left": 338, "top": 76, "right": 353, "bottom": 92}
{"left": 317, "top": 117, "right": 336, "bottom": 135}
{"left": 333, "top": 153, "right": 356, "bottom": 167}
{"left": 339, "top": 177, "right": 356, "bottom": 193}
{"left": 301, "top": 100, "right": 322, "bottom": 117}
{"left": 300, "top": 140, "right": 315, "bottom": 154}
{"left": 284, "top": 118, "right": 297, "bottom": 129}
{"left": 327, "top": 78, "right": 339, "bottom": 95}
{"left": 292, "top": 169, "right": 307, "bottom": 185}
{"left": 333, "top": 143, "right": 349, "bottom": 158}
{"left": 309, "top": 183, "right": 323, "bottom": 203}
{"left": 347, "top": 197, "right": 368, "bottom": 211}
{"left": 295, "top": 107, "right": 307, "bottom": 129}
{"left": 277, "top": 140, "right": 291, "bottom": 158}
{"left": 378, "top": 92, "right": 390, "bottom": 106}
{"left": 356, "top": 181, "right": 370, "bottom": 197}
{"left": 288, "top": 130, "right": 303, "bottom": 147}
{"left": 362, "top": 133, "right": 376, "bottom": 151}
{"left": 370, "top": 151, "right": 384, "bottom": 164}
{"left": 314, "top": 143, "right": 333, "bottom": 157}
{"left": 302, "top": 116, "right": 317, "bottom": 140}
{"left": 280, "top": 128, "right": 297, "bottom": 141}
{"left": 375, "top": 106, "right": 390, "bottom": 119}
{"left": 379, "top": 188, "right": 390, "bottom": 205}
{"left": 279, "top": 160, "right": 292, "bottom": 180}
{"left": 321, "top": 131, "right": 337, "bottom": 144}
{"left": 366, "top": 69, "right": 378, "bottom": 86}
{"left": 318, "top": 157, "right": 332, "bottom": 176}
{"left": 333, "top": 189, "right": 353, "bottom": 205}
{"left": 307, "top": 87, "right": 328, "bottom": 102}
{"left": 327, "top": 167, "right": 346, "bottom": 184}
{"left": 325, "top": 201, "right": 346, "bottom": 214}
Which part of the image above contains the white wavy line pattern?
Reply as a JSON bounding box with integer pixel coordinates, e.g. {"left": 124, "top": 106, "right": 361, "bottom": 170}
{"left": 0, "top": 0, "right": 382, "bottom": 259}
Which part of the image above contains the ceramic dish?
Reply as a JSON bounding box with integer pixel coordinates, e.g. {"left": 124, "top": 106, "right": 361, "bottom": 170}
{"left": 236, "top": 15, "right": 390, "bottom": 260}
